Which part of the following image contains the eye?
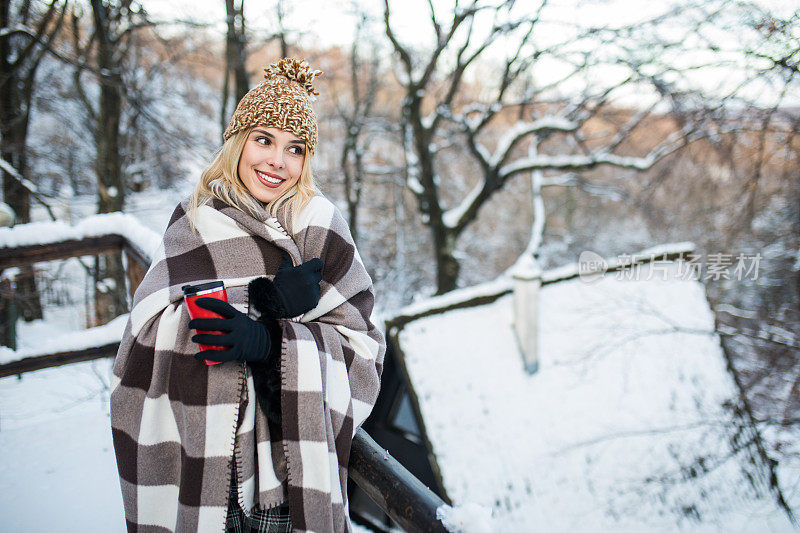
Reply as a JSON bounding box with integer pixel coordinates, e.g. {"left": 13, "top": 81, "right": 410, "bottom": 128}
{"left": 256, "top": 136, "right": 271, "bottom": 146}
{"left": 288, "top": 145, "right": 305, "bottom": 156}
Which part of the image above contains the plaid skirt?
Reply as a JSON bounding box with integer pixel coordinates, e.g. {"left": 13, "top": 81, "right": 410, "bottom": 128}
{"left": 226, "top": 465, "right": 292, "bottom": 533}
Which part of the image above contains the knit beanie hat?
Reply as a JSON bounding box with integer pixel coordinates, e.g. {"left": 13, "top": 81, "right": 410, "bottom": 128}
{"left": 223, "top": 57, "right": 323, "bottom": 154}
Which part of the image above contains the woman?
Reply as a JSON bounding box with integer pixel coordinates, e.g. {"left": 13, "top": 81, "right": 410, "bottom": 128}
{"left": 110, "top": 58, "right": 385, "bottom": 533}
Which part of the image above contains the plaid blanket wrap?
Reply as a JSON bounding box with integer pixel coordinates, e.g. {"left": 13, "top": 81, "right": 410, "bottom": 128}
{"left": 110, "top": 195, "right": 385, "bottom": 532}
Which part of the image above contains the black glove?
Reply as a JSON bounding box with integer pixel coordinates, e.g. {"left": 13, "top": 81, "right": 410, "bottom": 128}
{"left": 189, "top": 297, "right": 271, "bottom": 363}
{"left": 248, "top": 250, "right": 323, "bottom": 319}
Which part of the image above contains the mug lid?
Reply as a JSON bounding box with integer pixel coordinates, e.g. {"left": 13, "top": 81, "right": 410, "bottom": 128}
{"left": 181, "top": 280, "right": 224, "bottom": 296}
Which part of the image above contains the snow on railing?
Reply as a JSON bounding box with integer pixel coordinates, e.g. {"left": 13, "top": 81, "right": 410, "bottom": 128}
{"left": 0, "top": 314, "right": 128, "bottom": 367}
{"left": 389, "top": 277, "right": 514, "bottom": 330}
{"left": 388, "top": 242, "right": 697, "bottom": 328}
{"left": 436, "top": 503, "right": 494, "bottom": 533}
{"left": 0, "top": 212, "right": 161, "bottom": 260}
{"left": 0, "top": 214, "right": 160, "bottom": 374}
{"left": 541, "top": 241, "right": 695, "bottom": 284}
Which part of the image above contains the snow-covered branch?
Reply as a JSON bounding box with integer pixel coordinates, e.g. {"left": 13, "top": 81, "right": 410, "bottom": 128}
{"left": 499, "top": 151, "right": 657, "bottom": 179}
{"left": 0, "top": 24, "right": 30, "bottom": 39}
{"left": 540, "top": 173, "right": 579, "bottom": 187}
{"left": 1, "top": 18, "right": 100, "bottom": 74}
{"left": 0, "top": 159, "right": 60, "bottom": 221}
{"left": 443, "top": 182, "right": 482, "bottom": 229}
{"left": 484, "top": 116, "right": 578, "bottom": 168}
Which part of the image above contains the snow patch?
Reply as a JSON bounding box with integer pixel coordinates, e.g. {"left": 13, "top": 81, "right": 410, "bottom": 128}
{"left": 436, "top": 503, "right": 494, "bottom": 533}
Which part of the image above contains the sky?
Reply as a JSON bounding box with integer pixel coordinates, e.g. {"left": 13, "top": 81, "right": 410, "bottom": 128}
{"left": 143, "top": 0, "right": 681, "bottom": 46}
{"left": 140, "top": 0, "right": 799, "bottom": 108}
{"left": 142, "top": 0, "right": 799, "bottom": 45}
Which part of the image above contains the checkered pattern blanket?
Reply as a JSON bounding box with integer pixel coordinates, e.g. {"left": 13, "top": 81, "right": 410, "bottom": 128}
{"left": 110, "top": 195, "right": 385, "bottom": 532}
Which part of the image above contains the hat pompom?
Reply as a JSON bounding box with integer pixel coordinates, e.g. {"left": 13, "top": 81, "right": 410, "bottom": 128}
{"left": 264, "top": 57, "right": 323, "bottom": 96}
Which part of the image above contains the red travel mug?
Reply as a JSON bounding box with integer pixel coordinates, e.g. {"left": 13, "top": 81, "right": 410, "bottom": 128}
{"left": 182, "top": 281, "right": 228, "bottom": 365}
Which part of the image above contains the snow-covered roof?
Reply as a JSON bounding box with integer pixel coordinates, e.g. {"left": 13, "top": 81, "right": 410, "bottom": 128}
{"left": 394, "top": 259, "right": 792, "bottom": 531}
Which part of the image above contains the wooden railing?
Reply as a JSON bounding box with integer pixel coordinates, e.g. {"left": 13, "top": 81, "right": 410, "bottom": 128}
{"left": 0, "top": 234, "right": 147, "bottom": 377}
{"left": 0, "top": 229, "right": 449, "bottom": 533}
{"left": 350, "top": 429, "right": 449, "bottom": 532}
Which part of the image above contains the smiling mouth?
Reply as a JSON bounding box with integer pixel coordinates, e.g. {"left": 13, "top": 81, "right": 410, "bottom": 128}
{"left": 255, "top": 169, "right": 285, "bottom": 187}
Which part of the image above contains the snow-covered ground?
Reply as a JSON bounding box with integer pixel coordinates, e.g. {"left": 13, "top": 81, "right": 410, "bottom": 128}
{"left": 398, "top": 263, "right": 796, "bottom": 532}
{"left": 0, "top": 358, "right": 123, "bottom": 531}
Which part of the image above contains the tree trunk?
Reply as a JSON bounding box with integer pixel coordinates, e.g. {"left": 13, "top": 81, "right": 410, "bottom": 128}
{"left": 93, "top": 0, "right": 124, "bottom": 214}
{"left": 96, "top": 76, "right": 124, "bottom": 213}
{"left": 433, "top": 228, "right": 459, "bottom": 295}
{"left": 222, "top": 0, "right": 248, "bottom": 132}
{"left": 342, "top": 135, "right": 361, "bottom": 246}
{"left": 91, "top": 0, "right": 128, "bottom": 325}
{"left": 1, "top": 0, "right": 42, "bottom": 324}
{"left": 92, "top": 253, "right": 126, "bottom": 327}
{"left": 275, "top": 0, "right": 288, "bottom": 58}
{"left": 0, "top": 277, "right": 17, "bottom": 349}
{"left": 407, "top": 98, "right": 459, "bottom": 294}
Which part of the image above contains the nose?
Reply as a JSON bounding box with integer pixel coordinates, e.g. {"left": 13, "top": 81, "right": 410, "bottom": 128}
{"left": 266, "top": 148, "right": 285, "bottom": 170}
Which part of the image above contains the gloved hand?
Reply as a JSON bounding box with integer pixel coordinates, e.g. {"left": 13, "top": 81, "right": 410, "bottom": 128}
{"left": 248, "top": 250, "right": 323, "bottom": 319}
{"left": 189, "top": 297, "right": 271, "bottom": 363}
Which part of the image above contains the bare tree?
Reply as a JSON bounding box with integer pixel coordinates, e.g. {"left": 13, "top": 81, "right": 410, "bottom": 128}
{"left": 335, "top": 10, "right": 381, "bottom": 245}
{"left": 70, "top": 0, "right": 151, "bottom": 325}
{"left": 272, "top": 0, "right": 289, "bottom": 58}
{"left": 0, "top": 0, "right": 65, "bottom": 223}
{"left": 219, "top": 0, "right": 301, "bottom": 133}
{"left": 383, "top": 0, "right": 705, "bottom": 294}
{"left": 0, "top": 0, "right": 67, "bottom": 326}
{"left": 703, "top": 4, "right": 799, "bottom": 511}
{"left": 221, "top": 0, "right": 248, "bottom": 132}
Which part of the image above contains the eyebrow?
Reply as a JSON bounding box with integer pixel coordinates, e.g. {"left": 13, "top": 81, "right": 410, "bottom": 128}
{"left": 253, "top": 129, "right": 306, "bottom": 145}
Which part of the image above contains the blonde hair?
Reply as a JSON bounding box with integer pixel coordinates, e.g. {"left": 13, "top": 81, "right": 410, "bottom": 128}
{"left": 189, "top": 127, "right": 317, "bottom": 231}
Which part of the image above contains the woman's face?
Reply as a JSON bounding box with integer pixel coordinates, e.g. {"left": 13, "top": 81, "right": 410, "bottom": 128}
{"left": 237, "top": 127, "right": 306, "bottom": 204}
